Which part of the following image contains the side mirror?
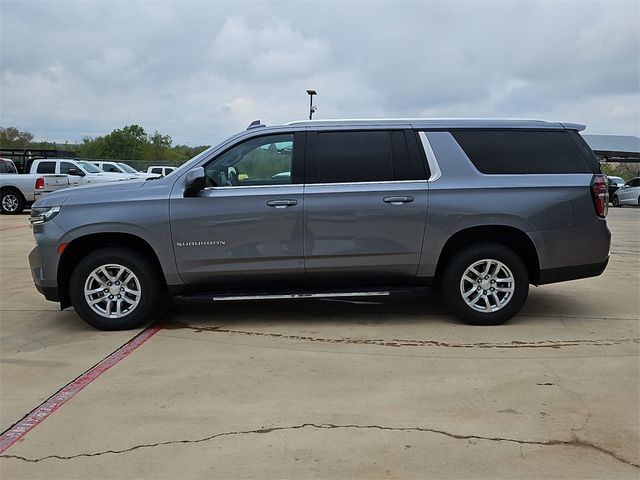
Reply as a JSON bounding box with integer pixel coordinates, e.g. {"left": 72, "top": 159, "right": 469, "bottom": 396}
{"left": 68, "top": 168, "right": 85, "bottom": 177}
{"left": 184, "top": 167, "right": 206, "bottom": 197}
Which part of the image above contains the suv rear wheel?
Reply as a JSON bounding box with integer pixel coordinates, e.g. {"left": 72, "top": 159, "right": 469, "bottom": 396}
{"left": 441, "top": 243, "right": 529, "bottom": 325}
{"left": 69, "top": 247, "right": 162, "bottom": 330}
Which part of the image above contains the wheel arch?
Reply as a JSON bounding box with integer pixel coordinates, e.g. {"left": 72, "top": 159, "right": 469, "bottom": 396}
{"left": 434, "top": 225, "right": 541, "bottom": 285}
{"left": 57, "top": 232, "right": 167, "bottom": 309}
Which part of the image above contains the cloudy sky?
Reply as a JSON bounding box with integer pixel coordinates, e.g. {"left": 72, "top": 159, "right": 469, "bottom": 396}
{"left": 1, "top": 0, "right": 639, "bottom": 146}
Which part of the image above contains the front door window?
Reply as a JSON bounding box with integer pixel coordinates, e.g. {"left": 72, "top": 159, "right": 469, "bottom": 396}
{"left": 205, "top": 134, "right": 294, "bottom": 187}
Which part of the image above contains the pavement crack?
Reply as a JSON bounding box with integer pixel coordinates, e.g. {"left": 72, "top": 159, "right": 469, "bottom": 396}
{"left": 165, "top": 321, "right": 640, "bottom": 349}
{"left": 1, "top": 423, "right": 638, "bottom": 468}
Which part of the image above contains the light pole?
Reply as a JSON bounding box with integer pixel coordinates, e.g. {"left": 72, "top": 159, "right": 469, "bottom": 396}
{"left": 306, "top": 89, "right": 317, "bottom": 120}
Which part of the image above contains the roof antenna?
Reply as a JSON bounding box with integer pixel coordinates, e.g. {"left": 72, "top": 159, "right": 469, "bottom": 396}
{"left": 247, "top": 120, "right": 265, "bottom": 130}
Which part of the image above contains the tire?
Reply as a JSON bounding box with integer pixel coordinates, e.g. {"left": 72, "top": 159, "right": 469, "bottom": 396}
{"left": 69, "top": 247, "right": 163, "bottom": 330}
{"left": 440, "top": 243, "right": 529, "bottom": 326}
{"left": 1, "top": 189, "right": 25, "bottom": 214}
{"left": 612, "top": 195, "right": 620, "bottom": 207}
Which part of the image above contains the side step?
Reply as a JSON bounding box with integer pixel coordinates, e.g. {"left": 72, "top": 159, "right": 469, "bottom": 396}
{"left": 173, "top": 287, "right": 428, "bottom": 304}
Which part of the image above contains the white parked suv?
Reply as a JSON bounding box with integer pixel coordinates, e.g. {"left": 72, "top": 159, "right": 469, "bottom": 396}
{"left": 611, "top": 177, "right": 640, "bottom": 207}
{"left": 92, "top": 161, "right": 159, "bottom": 179}
{"left": 30, "top": 159, "right": 135, "bottom": 186}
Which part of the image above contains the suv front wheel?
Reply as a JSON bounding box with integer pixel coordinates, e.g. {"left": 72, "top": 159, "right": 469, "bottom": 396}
{"left": 441, "top": 243, "right": 529, "bottom": 325}
{"left": 69, "top": 247, "right": 162, "bottom": 330}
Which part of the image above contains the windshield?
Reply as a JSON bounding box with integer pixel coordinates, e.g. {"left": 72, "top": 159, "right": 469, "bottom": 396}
{"left": 78, "top": 161, "right": 102, "bottom": 173}
{"left": 117, "top": 162, "right": 138, "bottom": 173}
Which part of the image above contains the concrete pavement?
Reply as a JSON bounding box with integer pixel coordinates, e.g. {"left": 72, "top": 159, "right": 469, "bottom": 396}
{"left": 0, "top": 208, "right": 638, "bottom": 479}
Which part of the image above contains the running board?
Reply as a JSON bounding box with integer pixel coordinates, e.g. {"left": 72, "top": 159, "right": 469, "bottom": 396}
{"left": 172, "top": 287, "right": 427, "bottom": 304}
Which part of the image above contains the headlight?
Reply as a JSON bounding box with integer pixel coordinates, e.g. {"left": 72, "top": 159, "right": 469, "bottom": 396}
{"left": 30, "top": 206, "right": 61, "bottom": 225}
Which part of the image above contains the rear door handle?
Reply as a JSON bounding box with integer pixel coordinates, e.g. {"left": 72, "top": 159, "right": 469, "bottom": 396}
{"left": 383, "top": 196, "right": 414, "bottom": 205}
{"left": 266, "top": 199, "right": 298, "bottom": 208}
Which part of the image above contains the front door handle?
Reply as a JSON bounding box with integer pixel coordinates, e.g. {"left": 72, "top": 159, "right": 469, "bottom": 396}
{"left": 266, "top": 199, "right": 298, "bottom": 208}
{"left": 383, "top": 196, "right": 414, "bottom": 205}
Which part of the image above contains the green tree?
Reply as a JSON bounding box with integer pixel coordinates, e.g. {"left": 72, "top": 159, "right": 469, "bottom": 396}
{"left": 0, "top": 127, "right": 34, "bottom": 148}
{"left": 144, "top": 131, "right": 173, "bottom": 161}
{"left": 100, "top": 124, "right": 148, "bottom": 160}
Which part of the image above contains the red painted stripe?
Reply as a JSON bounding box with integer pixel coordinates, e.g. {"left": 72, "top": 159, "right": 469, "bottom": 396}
{"left": 0, "top": 324, "right": 163, "bottom": 453}
{"left": 0, "top": 224, "right": 28, "bottom": 232}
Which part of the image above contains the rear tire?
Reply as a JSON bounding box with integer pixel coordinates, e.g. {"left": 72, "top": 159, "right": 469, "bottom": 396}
{"left": 69, "top": 247, "right": 163, "bottom": 330}
{"left": 1, "top": 189, "right": 25, "bottom": 214}
{"left": 441, "top": 243, "right": 529, "bottom": 325}
{"left": 612, "top": 195, "right": 620, "bottom": 207}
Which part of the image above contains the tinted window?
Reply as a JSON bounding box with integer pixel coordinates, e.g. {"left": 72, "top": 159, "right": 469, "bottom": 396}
{"left": 151, "top": 168, "right": 162, "bottom": 174}
{"left": 307, "top": 130, "right": 427, "bottom": 184}
{"left": 60, "top": 162, "right": 77, "bottom": 174}
{"left": 36, "top": 161, "right": 55, "bottom": 174}
{"left": 451, "top": 130, "right": 594, "bottom": 174}
{"left": 205, "top": 134, "right": 294, "bottom": 186}
{"left": 103, "top": 164, "right": 120, "bottom": 173}
{"left": 0, "top": 160, "right": 16, "bottom": 173}
{"left": 628, "top": 178, "right": 640, "bottom": 187}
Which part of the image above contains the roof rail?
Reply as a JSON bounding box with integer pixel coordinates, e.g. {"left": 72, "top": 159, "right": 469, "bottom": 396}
{"left": 247, "top": 120, "right": 265, "bottom": 130}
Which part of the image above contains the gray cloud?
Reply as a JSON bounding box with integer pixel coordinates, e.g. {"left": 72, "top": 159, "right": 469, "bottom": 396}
{"left": 1, "top": 0, "right": 638, "bottom": 145}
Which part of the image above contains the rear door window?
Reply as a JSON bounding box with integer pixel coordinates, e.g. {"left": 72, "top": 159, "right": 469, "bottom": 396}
{"left": 36, "top": 161, "right": 56, "bottom": 174}
{"left": 451, "top": 130, "right": 594, "bottom": 174}
{"left": 306, "top": 130, "right": 427, "bottom": 184}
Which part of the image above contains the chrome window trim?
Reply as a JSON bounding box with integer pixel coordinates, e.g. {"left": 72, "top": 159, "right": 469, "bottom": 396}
{"left": 418, "top": 132, "right": 442, "bottom": 182}
{"left": 204, "top": 179, "right": 428, "bottom": 191}
{"left": 204, "top": 184, "right": 302, "bottom": 191}
{"left": 305, "top": 180, "right": 428, "bottom": 187}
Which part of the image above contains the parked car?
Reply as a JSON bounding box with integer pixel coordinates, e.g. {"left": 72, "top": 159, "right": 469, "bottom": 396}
{"left": 607, "top": 176, "right": 625, "bottom": 199}
{"left": 611, "top": 177, "right": 640, "bottom": 207}
{"left": 1, "top": 158, "right": 69, "bottom": 214}
{"left": 92, "top": 161, "right": 160, "bottom": 179}
{"left": 145, "top": 165, "right": 176, "bottom": 176}
{"left": 0, "top": 158, "right": 19, "bottom": 174}
{"left": 30, "top": 159, "right": 134, "bottom": 186}
{"left": 29, "top": 118, "right": 610, "bottom": 330}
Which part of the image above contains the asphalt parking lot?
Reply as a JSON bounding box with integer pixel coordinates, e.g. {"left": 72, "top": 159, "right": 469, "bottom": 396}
{"left": 0, "top": 208, "right": 638, "bottom": 479}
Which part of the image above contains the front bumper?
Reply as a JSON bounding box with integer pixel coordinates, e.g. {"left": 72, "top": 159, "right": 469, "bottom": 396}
{"left": 29, "top": 245, "right": 59, "bottom": 301}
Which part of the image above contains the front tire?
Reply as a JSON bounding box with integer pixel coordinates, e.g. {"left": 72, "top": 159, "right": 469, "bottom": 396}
{"left": 1, "top": 189, "right": 25, "bottom": 214}
{"left": 69, "top": 247, "right": 163, "bottom": 330}
{"left": 612, "top": 195, "right": 620, "bottom": 207}
{"left": 441, "top": 243, "right": 529, "bottom": 325}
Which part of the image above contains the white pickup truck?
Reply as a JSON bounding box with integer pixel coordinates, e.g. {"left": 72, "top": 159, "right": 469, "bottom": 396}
{"left": 30, "top": 158, "right": 137, "bottom": 186}
{"left": 0, "top": 158, "right": 69, "bottom": 214}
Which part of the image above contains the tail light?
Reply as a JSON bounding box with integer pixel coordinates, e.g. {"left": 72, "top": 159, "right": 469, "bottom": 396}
{"left": 590, "top": 174, "right": 608, "bottom": 218}
{"left": 35, "top": 177, "right": 45, "bottom": 190}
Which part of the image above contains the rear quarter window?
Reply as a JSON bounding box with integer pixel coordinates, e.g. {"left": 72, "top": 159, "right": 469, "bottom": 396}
{"left": 451, "top": 130, "right": 595, "bottom": 174}
{"left": 36, "top": 161, "right": 56, "bottom": 174}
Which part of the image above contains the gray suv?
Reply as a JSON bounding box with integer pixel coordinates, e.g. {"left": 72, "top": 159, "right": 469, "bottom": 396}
{"left": 29, "top": 119, "right": 611, "bottom": 330}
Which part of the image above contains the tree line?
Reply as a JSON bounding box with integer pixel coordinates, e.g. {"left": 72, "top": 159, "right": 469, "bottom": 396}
{"left": 0, "top": 125, "right": 210, "bottom": 167}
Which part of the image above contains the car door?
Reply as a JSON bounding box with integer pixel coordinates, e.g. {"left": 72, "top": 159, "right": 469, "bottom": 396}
{"left": 170, "top": 132, "right": 305, "bottom": 286}
{"left": 303, "top": 129, "right": 429, "bottom": 283}
{"left": 620, "top": 178, "right": 640, "bottom": 204}
{"left": 59, "top": 161, "right": 84, "bottom": 186}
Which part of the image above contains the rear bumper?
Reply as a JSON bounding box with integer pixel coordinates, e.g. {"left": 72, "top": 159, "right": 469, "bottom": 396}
{"left": 537, "top": 257, "right": 609, "bottom": 285}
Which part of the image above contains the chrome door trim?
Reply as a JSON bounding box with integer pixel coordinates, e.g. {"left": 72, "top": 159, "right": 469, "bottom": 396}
{"left": 418, "top": 131, "right": 442, "bottom": 182}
